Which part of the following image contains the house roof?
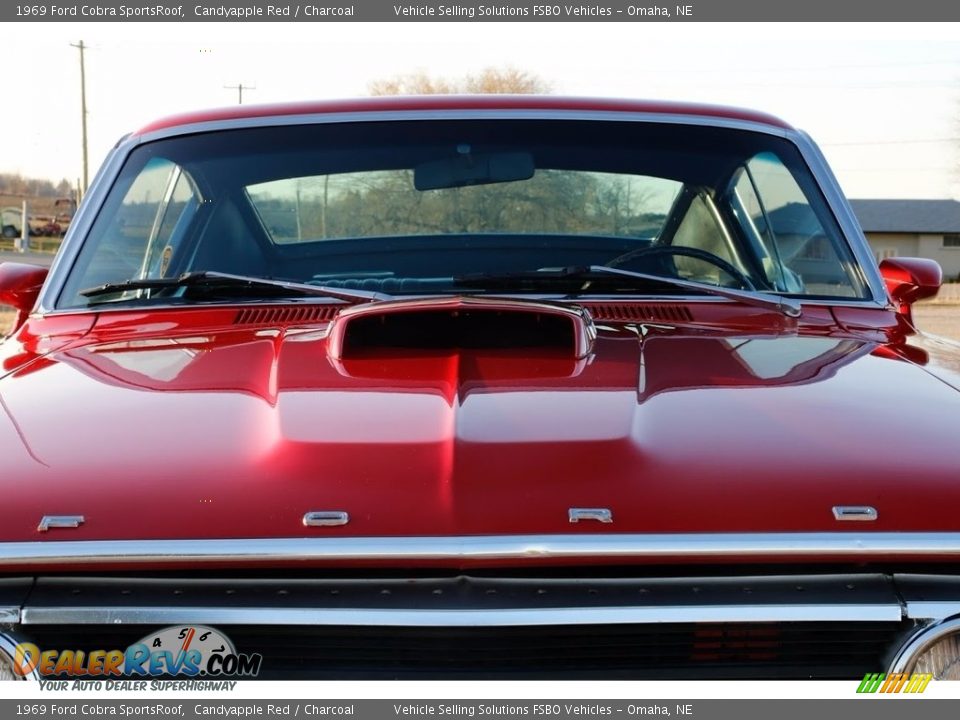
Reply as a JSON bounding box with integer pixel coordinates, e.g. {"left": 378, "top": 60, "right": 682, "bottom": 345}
{"left": 848, "top": 199, "right": 960, "bottom": 234}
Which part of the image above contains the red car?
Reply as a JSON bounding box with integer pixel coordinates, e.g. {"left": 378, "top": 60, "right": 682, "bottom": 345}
{"left": 1, "top": 96, "right": 958, "bottom": 681}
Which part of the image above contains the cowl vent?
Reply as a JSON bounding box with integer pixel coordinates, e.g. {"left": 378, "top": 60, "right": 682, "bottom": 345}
{"left": 327, "top": 297, "right": 596, "bottom": 361}
{"left": 587, "top": 303, "right": 694, "bottom": 324}
{"left": 234, "top": 305, "right": 341, "bottom": 326}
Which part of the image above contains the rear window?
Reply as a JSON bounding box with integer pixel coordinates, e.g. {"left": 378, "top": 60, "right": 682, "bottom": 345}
{"left": 246, "top": 170, "right": 682, "bottom": 244}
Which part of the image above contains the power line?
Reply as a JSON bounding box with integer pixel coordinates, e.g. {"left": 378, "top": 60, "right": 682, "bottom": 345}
{"left": 823, "top": 137, "right": 960, "bottom": 147}
{"left": 709, "top": 59, "right": 960, "bottom": 73}
{"left": 224, "top": 83, "right": 256, "bottom": 105}
{"left": 836, "top": 168, "right": 954, "bottom": 173}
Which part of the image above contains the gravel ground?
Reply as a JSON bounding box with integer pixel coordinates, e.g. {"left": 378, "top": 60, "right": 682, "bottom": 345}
{"left": 913, "top": 304, "right": 960, "bottom": 342}
{"left": 3, "top": 305, "right": 960, "bottom": 343}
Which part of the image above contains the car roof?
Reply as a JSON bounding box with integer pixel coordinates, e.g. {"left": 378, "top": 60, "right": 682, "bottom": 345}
{"left": 135, "top": 95, "right": 794, "bottom": 135}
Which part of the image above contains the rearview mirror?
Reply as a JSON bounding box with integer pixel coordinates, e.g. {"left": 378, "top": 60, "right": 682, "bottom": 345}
{"left": 415, "top": 152, "right": 535, "bottom": 191}
{"left": 880, "top": 258, "right": 943, "bottom": 305}
{"left": 0, "top": 262, "right": 49, "bottom": 333}
{"left": 879, "top": 257, "right": 941, "bottom": 320}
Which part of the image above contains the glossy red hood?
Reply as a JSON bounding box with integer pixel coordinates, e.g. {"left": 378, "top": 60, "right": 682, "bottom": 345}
{"left": 3, "top": 305, "right": 960, "bottom": 547}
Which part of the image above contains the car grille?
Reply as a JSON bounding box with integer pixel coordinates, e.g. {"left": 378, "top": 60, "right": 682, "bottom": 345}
{"left": 7, "top": 574, "right": 921, "bottom": 679}
{"left": 20, "top": 621, "right": 910, "bottom": 680}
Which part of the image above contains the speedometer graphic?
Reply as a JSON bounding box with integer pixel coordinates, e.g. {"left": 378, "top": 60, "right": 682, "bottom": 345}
{"left": 128, "top": 625, "right": 238, "bottom": 676}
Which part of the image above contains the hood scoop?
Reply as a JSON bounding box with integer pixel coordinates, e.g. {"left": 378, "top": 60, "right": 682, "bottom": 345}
{"left": 327, "top": 297, "right": 596, "bottom": 360}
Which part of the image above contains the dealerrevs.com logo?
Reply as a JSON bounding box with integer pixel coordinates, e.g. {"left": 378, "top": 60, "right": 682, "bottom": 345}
{"left": 13, "top": 626, "right": 262, "bottom": 678}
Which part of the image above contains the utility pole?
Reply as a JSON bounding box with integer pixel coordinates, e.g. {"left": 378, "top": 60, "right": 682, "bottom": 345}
{"left": 70, "top": 40, "right": 89, "bottom": 195}
{"left": 224, "top": 83, "right": 255, "bottom": 105}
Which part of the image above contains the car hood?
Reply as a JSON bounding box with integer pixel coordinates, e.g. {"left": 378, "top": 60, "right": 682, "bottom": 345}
{"left": 2, "top": 306, "right": 960, "bottom": 549}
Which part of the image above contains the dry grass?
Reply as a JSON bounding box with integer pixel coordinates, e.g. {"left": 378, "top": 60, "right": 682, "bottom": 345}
{"left": 1, "top": 308, "right": 13, "bottom": 337}
{"left": 0, "top": 237, "right": 63, "bottom": 254}
{"left": 1, "top": 308, "right": 13, "bottom": 338}
{"left": 914, "top": 304, "right": 960, "bottom": 342}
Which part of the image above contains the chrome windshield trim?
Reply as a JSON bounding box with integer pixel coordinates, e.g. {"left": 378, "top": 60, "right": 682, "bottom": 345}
{"left": 5, "top": 533, "right": 960, "bottom": 566}
{"left": 18, "top": 603, "right": 900, "bottom": 627}
{"left": 795, "top": 130, "right": 890, "bottom": 306}
{"left": 36, "top": 137, "right": 133, "bottom": 315}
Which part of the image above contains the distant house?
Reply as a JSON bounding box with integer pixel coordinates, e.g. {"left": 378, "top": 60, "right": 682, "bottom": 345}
{"left": 848, "top": 199, "right": 960, "bottom": 281}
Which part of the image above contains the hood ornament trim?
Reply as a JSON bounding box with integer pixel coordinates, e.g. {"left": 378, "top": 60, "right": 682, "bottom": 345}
{"left": 37, "top": 516, "right": 85, "bottom": 533}
{"left": 568, "top": 508, "right": 613, "bottom": 524}
{"left": 303, "top": 511, "right": 350, "bottom": 527}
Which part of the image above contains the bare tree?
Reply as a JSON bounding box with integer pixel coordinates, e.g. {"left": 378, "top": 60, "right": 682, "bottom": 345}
{"left": 368, "top": 70, "right": 456, "bottom": 96}
{"left": 369, "top": 66, "right": 552, "bottom": 96}
{"left": 0, "top": 173, "right": 77, "bottom": 200}
{"left": 462, "top": 67, "right": 552, "bottom": 94}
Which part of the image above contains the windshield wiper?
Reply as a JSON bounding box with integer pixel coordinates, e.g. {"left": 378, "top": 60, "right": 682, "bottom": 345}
{"left": 80, "top": 271, "right": 391, "bottom": 305}
{"left": 454, "top": 265, "right": 802, "bottom": 318}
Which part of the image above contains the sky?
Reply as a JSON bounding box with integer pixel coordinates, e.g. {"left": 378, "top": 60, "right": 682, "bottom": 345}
{"left": 5, "top": 22, "right": 960, "bottom": 200}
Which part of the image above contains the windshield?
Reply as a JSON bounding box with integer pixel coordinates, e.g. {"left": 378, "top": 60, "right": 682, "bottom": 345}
{"left": 57, "top": 119, "right": 867, "bottom": 308}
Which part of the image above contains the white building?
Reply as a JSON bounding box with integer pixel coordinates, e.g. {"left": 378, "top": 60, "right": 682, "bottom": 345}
{"left": 849, "top": 199, "right": 960, "bottom": 281}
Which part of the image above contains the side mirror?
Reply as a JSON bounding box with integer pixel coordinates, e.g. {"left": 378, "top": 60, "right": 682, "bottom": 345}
{"left": 0, "top": 262, "right": 49, "bottom": 333}
{"left": 878, "top": 257, "right": 941, "bottom": 319}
